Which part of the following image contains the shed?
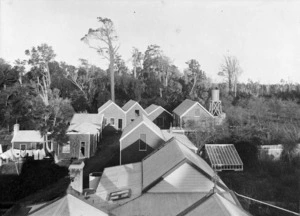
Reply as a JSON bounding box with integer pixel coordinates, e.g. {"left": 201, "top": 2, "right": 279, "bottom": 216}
{"left": 204, "top": 144, "right": 243, "bottom": 171}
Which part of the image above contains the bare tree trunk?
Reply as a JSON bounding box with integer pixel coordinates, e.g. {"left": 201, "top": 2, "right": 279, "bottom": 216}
{"left": 109, "top": 52, "right": 115, "bottom": 102}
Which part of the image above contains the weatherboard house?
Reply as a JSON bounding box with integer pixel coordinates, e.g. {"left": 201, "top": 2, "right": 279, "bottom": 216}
{"left": 145, "top": 104, "right": 173, "bottom": 129}
{"left": 173, "top": 99, "right": 214, "bottom": 129}
{"left": 119, "top": 114, "right": 198, "bottom": 165}
{"left": 56, "top": 113, "right": 104, "bottom": 160}
{"left": 122, "top": 99, "right": 148, "bottom": 125}
{"left": 10, "top": 124, "right": 47, "bottom": 160}
{"left": 85, "top": 138, "right": 250, "bottom": 216}
{"left": 119, "top": 115, "right": 165, "bottom": 164}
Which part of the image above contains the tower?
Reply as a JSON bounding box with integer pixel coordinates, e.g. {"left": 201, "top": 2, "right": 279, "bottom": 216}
{"left": 209, "top": 87, "right": 222, "bottom": 116}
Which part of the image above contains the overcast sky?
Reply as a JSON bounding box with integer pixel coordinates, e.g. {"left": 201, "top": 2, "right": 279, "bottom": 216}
{"left": 1, "top": 0, "right": 300, "bottom": 84}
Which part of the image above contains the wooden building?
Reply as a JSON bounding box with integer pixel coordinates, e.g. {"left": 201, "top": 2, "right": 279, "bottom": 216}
{"left": 98, "top": 100, "right": 126, "bottom": 130}
{"left": 145, "top": 104, "right": 172, "bottom": 129}
{"left": 119, "top": 115, "right": 165, "bottom": 165}
{"left": 173, "top": 99, "right": 214, "bottom": 129}
{"left": 57, "top": 114, "right": 104, "bottom": 160}
{"left": 122, "top": 100, "right": 148, "bottom": 126}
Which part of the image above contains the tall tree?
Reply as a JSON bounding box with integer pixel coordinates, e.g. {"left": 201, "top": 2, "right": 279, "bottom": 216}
{"left": 25, "top": 44, "right": 56, "bottom": 106}
{"left": 218, "top": 56, "right": 242, "bottom": 97}
{"left": 81, "top": 17, "right": 119, "bottom": 102}
{"left": 131, "top": 47, "right": 143, "bottom": 78}
{"left": 185, "top": 59, "right": 206, "bottom": 98}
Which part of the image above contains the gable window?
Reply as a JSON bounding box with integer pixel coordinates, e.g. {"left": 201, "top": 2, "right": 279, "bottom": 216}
{"left": 195, "top": 109, "right": 200, "bottom": 117}
{"left": 131, "top": 119, "right": 134, "bottom": 122}
{"left": 135, "top": 110, "right": 140, "bottom": 117}
{"left": 108, "top": 189, "right": 131, "bottom": 201}
{"left": 139, "top": 134, "right": 147, "bottom": 151}
{"left": 110, "top": 118, "right": 115, "bottom": 126}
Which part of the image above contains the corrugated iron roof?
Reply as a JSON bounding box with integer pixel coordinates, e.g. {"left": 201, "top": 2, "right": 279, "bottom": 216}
{"left": 11, "top": 131, "right": 44, "bottom": 143}
{"left": 122, "top": 99, "right": 137, "bottom": 111}
{"left": 120, "top": 115, "right": 164, "bottom": 141}
{"left": 146, "top": 105, "right": 172, "bottom": 121}
{"left": 142, "top": 139, "right": 220, "bottom": 191}
{"left": 173, "top": 99, "right": 197, "bottom": 116}
{"left": 205, "top": 144, "right": 243, "bottom": 166}
{"left": 70, "top": 113, "right": 103, "bottom": 126}
{"left": 177, "top": 192, "right": 251, "bottom": 216}
{"left": 28, "top": 194, "right": 108, "bottom": 216}
{"left": 97, "top": 100, "right": 114, "bottom": 113}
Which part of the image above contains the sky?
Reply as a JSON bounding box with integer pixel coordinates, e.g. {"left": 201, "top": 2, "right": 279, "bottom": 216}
{"left": 1, "top": 0, "right": 300, "bottom": 84}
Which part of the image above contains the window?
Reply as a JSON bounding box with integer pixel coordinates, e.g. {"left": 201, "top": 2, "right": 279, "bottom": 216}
{"left": 62, "top": 141, "right": 70, "bottom": 153}
{"left": 110, "top": 118, "right": 115, "bottom": 126}
{"left": 135, "top": 110, "right": 140, "bottom": 116}
{"left": 108, "top": 189, "right": 131, "bottom": 201}
{"left": 80, "top": 142, "right": 86, "bottom": 158}
{"left": 195, "top": 109, "right": 200, "bottom": 117}
{"left": 20, "top": 144, "right": 26, "bottom": 151}
{"left": 139, "top": 134, "right": 147, "bottom": 151}
{"left": 131, "top": 119, "right": 134, "bottom": 122}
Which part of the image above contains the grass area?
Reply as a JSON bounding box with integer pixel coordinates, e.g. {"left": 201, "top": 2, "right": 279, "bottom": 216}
{"left": 219, "top": 159, "right": 300, "bottom": 216}
{"left": 83, "top": 128, "right": 121, "bottom": 188}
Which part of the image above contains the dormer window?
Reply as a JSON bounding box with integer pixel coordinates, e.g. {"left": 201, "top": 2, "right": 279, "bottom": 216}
{"left": 108, "top": 189, "right": 131, "bottom": 201}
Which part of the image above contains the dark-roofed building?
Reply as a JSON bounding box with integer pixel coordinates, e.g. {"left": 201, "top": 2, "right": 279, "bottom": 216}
{"left": 122, "top": 100, "right": 148, "bottom": 126}
{"left": 145, "top": 104, "right": 173, "bottom": 129}
{"left": 173, "top": 99, "right": 214, "bottom": 129}
{"left": 204, "top": 144, "right": 243, "bottom": 171}
{"left": 98, "top": 100, "right": 126, "bottom": 130}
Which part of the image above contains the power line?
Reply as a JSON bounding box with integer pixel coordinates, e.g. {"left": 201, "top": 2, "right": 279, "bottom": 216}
{"left": 235, "top": 192, "right": 299, "bottom": 216}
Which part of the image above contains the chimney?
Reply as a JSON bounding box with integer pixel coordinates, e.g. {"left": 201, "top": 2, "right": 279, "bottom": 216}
{"left": 14, "top": 124, "right": 20, "bottom": 134}
{"left": 69, "top": 161, "right": 85, "bottom": 194}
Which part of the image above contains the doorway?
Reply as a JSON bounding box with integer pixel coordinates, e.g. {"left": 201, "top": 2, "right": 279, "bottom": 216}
{"left": 118, "top": 119, "right": 123, "bottom": 130}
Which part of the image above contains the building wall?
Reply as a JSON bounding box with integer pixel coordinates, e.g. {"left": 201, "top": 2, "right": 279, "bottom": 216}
{"left": 57, "top": 134, "right": 91, "bottom": 160}
{"left": 182, "top": 104, "right": 213, "bottom": 129}
{"left": 99, "top": 103, "right": 126, "bottom": 130}
{"left": 121, "top": 124, "right": 164, "bottom": 150}
{"left": 13, "top": 142, "right": 44, "bottom": 150}
{"left": 152, "top": 111, "right": 173, "bottom": 129}
{"left": 173, "top": 114, "right": 181, "bottom": 127}
{"left": 120, "top": 124, "right": 165, "bottom": 164}
{"left": 121, "top": 141, "right": 154, "bottom": 164}
{"left": 125, "top": 104, "right": 148, "bottom": 127}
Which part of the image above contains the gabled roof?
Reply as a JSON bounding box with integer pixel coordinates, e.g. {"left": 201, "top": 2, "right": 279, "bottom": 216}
{"left": 145, "top": 104, "right": 172, "bottom": 121}
{"left": 70, "top": 113, "right": 103, "bottom": 126}
{"left": 145, "top": 104, "right": 159, "bottom": 114}
{"left": 142, "top": 138, "right": 220, "bottom": 191}
{"left": 98, "top": 100, "right": 125, "bottom": 114}
{"left": 173, "top": 99, "right": 197, "bottom": 116}
{"left": 97, "top": 100, "right": 114, "bottom": 113}
{"left": 93, "top": 162, "right": 142, "bottom": 210}
{"left": 122, "top": 99, "right": 137, "bottom": 111}
{"left": 161, "top": 130, "right": 198, "bottom": 152}
{"left": 120, "top": 115, "right": 164, "bottom": 141}
{"left": 205, "top": 144, "right": 243, "bottom": 167}
{"left": 173, "top": 99, "right": 213, "bottom": 118}
{"left": 11, "top": 131, "right": 44, "bottom": 143}
{"left": 68, "top": 122, "right": 101, "bottom": 134}
{"left": 177, "top": 192, "right": 251, "bottom": 216}
{"left": 27, "top": 194, "right": 108, "bottom": 216}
